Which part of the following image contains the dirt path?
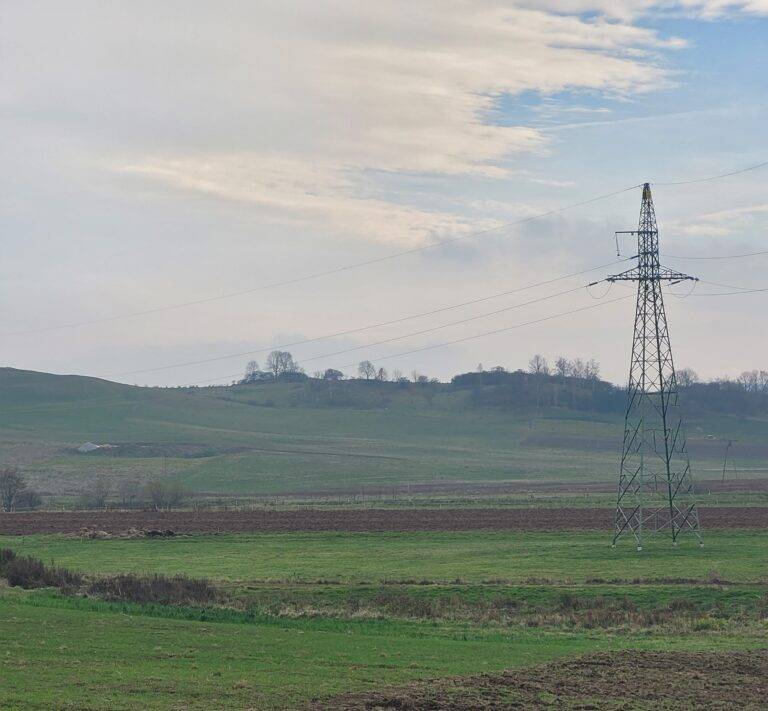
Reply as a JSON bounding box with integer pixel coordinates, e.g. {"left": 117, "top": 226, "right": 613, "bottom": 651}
{"left": 309, "top": 649, "right": 768, "bottom": 710}
{"left": 1, "top": 506, "right": 765, "bottom": 535}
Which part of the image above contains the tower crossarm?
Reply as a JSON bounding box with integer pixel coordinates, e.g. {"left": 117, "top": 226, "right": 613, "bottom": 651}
{"left": 606, "top": 264, "right": 698, "bottom": 283}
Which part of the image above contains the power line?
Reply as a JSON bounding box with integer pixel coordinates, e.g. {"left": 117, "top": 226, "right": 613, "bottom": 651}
{"left": 280, "top": 285, "right": 587, "bottom": 365}
{"left": 108, "top": 258, "right": 631, "bottom": 378}
{"left": 664, "top": 248, "right": 768, "bottom": 261}
{"left": 185, "top": 295, "right": 632, "bottom": 386}
{"left": 7, "top": 159, "right": 766, "bottom": 339}
{"left": 331, "top": 296, "right": 634, "bottom": 372}
{"left": 4, "top": 185, "right": 643, "bottom": 338}
{"left": 168, "top": 283, "right": 592, "bottom": 383}
{"left": 653, "top": 160, "right": 768, "bottom": 186}
{"left": 693, "top": 278, "right": 768, "bottom": 296}
{"left": 694, "top": 289, "right": 768, "bottom": 296}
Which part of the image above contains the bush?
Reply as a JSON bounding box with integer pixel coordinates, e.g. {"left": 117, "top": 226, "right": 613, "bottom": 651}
{"left": 0, "top": 548, "right": 83, "bottom": 589}
{"left": 87, "top": 573, "right": 218, "bottom": 605}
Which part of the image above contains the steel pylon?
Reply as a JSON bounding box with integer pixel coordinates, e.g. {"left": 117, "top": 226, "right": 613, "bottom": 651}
{"left": 606, "top": 183, "right": 702, "bottom": 550}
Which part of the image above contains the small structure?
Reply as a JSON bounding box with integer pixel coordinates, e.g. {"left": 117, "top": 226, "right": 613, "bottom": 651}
{"left": 77, "top": 442, "right": 101, "bottom": 453}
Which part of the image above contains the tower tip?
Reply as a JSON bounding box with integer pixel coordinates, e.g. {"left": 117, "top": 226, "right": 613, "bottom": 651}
{"left": 642, "top": 182, "right": 652, "bottom": 200}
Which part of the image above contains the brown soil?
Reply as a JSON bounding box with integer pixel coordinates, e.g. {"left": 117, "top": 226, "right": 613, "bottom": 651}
{"left": 310, "top": 649, "right": 768, "bottom": 710}
{"left": 259, "top": 476, "right": 768, "bottom": 499}
{"left": 0, "top": 506, "right": 765, "bottom": 536}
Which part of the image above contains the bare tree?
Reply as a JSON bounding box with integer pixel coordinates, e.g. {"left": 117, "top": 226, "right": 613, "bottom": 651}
{"left": 554, "top": 357, "right": 570, "bottom": 380}
{"left": 376, "top": 367, "right": 388, "bottom": 382}
{"left": 142, "top": 477, "right": 188, "bottom": 511}
{"left": 266, "top": 350, "right": 298, "bottom": 379}
{"left": 0, "top": 468, "right": 43, "bottom": 512}
{"left": 358, "top": 360, "right": 376, "bottom": 380}
{"left": 164, "top": 482, "right": 188, "bottom": 509}
{"left": 0, "top": 468, "right": 25, "bottom": 512}
{"left": 92, "top": 474, "right": 111, "bottom": 508}
{"left": 116, "top": 478, "right": 142, "bottom": 509}
{"left": 570, "top": 358, "right": 587, "bottom": 379}
{"left": 77, "top": 473, "right": 112, "bottom": 510}
{"left": 736, "top": 369, "right": 768, "bottom": 393}
{"left": 584, "top": 359, "right": 601, "bottom": 381}
{"left": 144, "top": 477, "right": 166, "bottom": 510}
{"left": 14, "top": 489, "right": 42, "bottom": 510}
{"left": 391, "top": 368, "right": 403, "bottom": 382}
{"left": 677, "top": 367, "right": 699, "bottom": 389}
{"left": 323, "top": 368, "right": 344, "bottom": 381}
{"left": 528, "top": 355, "right": 549, "bottom": 376}
{"left": 244, "top": 360, "right": 260, "bottom": 380}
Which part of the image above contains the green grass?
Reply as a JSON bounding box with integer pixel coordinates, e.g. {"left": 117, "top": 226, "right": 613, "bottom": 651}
{"left": 1, "top": 589, "right": 765, "bottom": 710}
{"left": 3, "top": 367, "right": 767, "bottom": 498}
{"left": 3, "top": 530, "right": 766, "bottom": 584}
{"left": 0, "top": 591, "right": 610, "bottom": 710}
{"left": 2, "top": 528, "right": 767, "bottom": 709}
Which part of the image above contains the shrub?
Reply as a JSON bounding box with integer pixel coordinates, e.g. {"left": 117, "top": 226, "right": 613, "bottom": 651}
{"left": 87, "top": 573, "right": 218, "bottom": 606}
{"left": 0, "top": 549, "right": 82, "bottom": 589}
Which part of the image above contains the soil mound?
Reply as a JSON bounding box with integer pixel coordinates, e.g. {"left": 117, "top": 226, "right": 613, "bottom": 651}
{"left": 310, "top": 649, "right": 768, "bottom": 710}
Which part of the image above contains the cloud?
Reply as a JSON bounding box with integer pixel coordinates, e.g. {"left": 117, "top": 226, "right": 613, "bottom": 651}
{"left": 121, "top": 154, "right": 502, "bottom": 245}
{"left": 668, "top": 203, "right": 768, "bottom": 237}
{"left": 2, "top": 1, "right": 766, "bottom": 386}
{"left": 526, "top": 0, "right": 768, "bottom": 20}
{"left": 19, "top": 0, "right": 698, "bottom": 245}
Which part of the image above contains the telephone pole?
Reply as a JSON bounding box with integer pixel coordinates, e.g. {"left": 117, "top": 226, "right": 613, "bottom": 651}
{"left": 603, "top": 183, "right": 702, "bottom": 550}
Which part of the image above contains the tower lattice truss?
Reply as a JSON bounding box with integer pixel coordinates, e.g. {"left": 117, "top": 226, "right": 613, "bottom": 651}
{"left": 607, "top": 184, "right": 702, "bottom": 550}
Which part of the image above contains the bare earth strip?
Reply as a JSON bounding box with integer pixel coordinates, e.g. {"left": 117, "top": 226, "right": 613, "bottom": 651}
{"left": 309, "top": 649, "right": 768, "bottom": 710}
{"left": 0, "top": 506, "right": 766, "bottom": 535}
{"left": 193, "top": 476, "right": 768, "bottom": 499}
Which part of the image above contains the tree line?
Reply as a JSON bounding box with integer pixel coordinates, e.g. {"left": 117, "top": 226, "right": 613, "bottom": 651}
{"left": 239, "top": 351, "right": 436, "bottom": 385}
{"left": 236, "top": 351, "right": 768, "bottom": 415}
{"left": 75, "top": 474, "right": 189, "bottom": 511}
{"left": 0, "top": 467, "right": 189, "bottom": 513}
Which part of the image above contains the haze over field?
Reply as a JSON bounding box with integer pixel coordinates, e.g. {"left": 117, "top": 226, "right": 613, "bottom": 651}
{"left": 1, "top": 1, "right": 766, "bottom": 386}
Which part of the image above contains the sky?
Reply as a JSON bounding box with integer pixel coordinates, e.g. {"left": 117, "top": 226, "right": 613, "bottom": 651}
{"left": 1, "top": 0, "right": 766, "bottom": 387}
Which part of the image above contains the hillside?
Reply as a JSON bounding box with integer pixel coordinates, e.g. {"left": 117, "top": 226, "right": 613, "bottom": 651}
{"left": 0, "top": 368, "right": 766, "bottom": 502}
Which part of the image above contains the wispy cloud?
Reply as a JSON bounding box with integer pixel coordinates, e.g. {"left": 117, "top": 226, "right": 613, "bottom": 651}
{"left": 669, "top": 203, "right": 768, "bottom": 236}
{"left": 87, "top": 1, "right": 698, "bottom": 245}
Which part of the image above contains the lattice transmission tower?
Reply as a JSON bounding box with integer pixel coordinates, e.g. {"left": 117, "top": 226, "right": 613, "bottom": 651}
{"left": 604, "top": 183, "right": 703, "bottom": 550}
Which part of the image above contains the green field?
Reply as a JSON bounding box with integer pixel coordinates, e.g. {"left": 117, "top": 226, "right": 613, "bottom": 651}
{"left": 3, "top": 529, "right": 766, "bottom": 584}
{"left": 1, "top": 528, "right": 767, "bottom": 709}
{"left": 1, "top": 367, "right": 766, "bottom": 501}
{"left": 4, "top": 589, "right": 764, "bottom": 710}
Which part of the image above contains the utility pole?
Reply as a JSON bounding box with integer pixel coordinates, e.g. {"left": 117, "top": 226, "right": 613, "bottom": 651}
{"left": 601, "top": 183, "right": 703, "bottom": 550}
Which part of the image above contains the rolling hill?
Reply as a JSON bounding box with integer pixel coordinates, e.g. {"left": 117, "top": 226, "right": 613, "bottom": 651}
{"left": 1, "top": 367, "right": 766, "bottom": 502}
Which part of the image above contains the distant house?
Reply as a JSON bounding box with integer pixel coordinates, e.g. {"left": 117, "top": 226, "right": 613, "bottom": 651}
{"left": 77, "top": 442, "right": 101, "bottom": 453}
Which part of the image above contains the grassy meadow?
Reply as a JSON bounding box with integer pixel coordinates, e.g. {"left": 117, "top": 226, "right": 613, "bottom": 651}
{"left": 2, "top": 529, "right": 766, "bottom": 584}
{"left": 2, "top": 367, "right": 767, "bottom": 501}
{"left": 1, "top": 528, "right": 766, "bottom": 709}
{"left": 7, "top": 588, "right": 765, "bottom": 711}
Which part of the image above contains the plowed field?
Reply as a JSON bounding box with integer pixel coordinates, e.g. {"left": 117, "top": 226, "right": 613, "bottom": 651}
{"left": 1, "top": 506, "right": 765, "bottom": 535}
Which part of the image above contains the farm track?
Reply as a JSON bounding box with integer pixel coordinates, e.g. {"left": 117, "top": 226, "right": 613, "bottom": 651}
{"left": 239, "top": 476, "right": 768, "bottom": 499}
{"left": 1, "top": 506, "right": 766, "bottom": 535}
{"left": 311, "top": 649, "right": 768, "bottom": 710}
